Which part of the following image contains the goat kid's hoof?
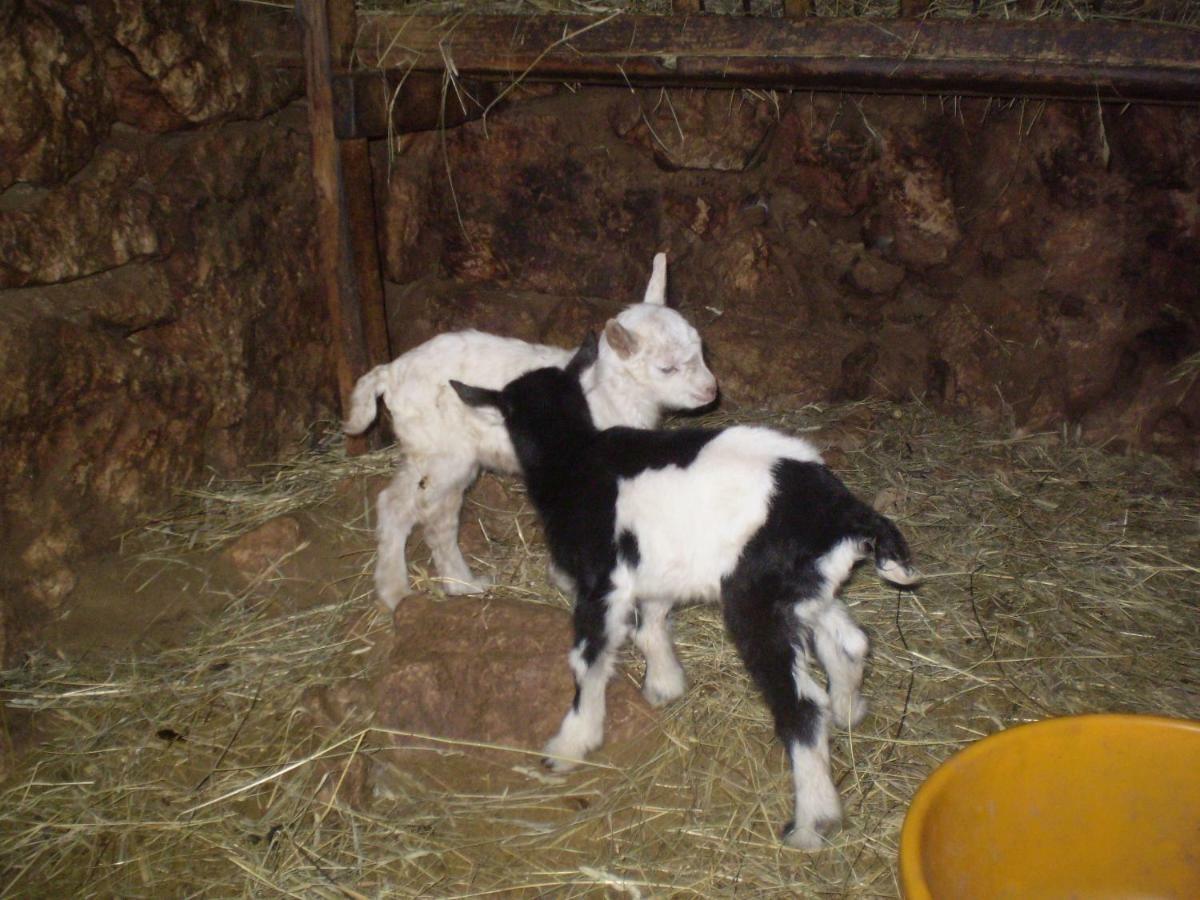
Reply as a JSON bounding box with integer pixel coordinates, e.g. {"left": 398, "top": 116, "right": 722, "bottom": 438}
{"left": 442, "top": 575, "right": 493, "bottom": 596}
{"left": 541, "top": 754, "right": 580, "bottom": 774}
{"left": 642, "top": 672, "right": 686, "bottom": 708}
{"left": 831, "top": 694, "right": 868, "bottom": 730}
{"left": 375, "top": 583, "right": 412, "bottom": 612}
{"left": 781, "top": 816, "right": 842, "bottom": 851}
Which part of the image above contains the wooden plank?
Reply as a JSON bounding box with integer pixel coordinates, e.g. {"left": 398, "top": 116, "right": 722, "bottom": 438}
{"left": 355, "top": 13, "right": 1200, "bottom": 104}
{"left": 299, "top": 0, "right": 376, "bottom": 456}
{"left": 332, "top": 70, "right": 499, "bottom": 140}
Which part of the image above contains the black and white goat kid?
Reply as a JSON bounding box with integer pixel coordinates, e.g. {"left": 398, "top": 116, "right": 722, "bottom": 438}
{"left": 451, "top": 336, "right": 918, "bottom": 850}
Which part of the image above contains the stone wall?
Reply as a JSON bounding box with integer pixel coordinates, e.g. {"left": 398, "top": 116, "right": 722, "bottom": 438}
{"left": 379, "top": 86, "right": 1200, "bottom": 466}
{"left": 3, "top": 2, "right": 1198, "bottom": 660}
{"left": 0, "top": 0, "right": 333, "bottom": 659}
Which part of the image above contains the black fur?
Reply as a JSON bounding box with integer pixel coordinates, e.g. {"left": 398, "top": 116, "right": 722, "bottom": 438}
{"left": 719, "top": 460, "right": 907, "bottom": 749}
{"left": 616, "top": 530, "right": 640, "bottom": 568}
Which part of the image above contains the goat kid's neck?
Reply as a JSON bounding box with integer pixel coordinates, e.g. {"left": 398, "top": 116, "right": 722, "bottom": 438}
{"left": 584, "top": 359, "right": 660, "bottom": 429}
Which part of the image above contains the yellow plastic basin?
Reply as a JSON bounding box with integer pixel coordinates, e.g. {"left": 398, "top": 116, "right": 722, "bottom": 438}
{"left": 900, "top": 714, "right": 1200, "bottom": 900}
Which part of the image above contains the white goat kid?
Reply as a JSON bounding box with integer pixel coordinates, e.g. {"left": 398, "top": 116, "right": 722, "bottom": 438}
{"left": 343, "top": 254, "right": 718, "bottom": 609}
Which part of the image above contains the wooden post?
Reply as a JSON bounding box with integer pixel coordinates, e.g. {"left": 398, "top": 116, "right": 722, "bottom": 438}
{"left": 327, "top": 0, "right": 391, "bottom": 443}
{"left": 298, "top": 0, "right": 390, "bottom": 455}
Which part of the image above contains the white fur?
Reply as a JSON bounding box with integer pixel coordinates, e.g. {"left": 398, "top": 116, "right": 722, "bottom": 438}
{"left": 784, "top": 732, "right": 842, "bottom": 850}
{"left": 877, "top": 558, "right": 920, "bottom": 586}
{"left": 813, "top": 601, "right": 870, "bottom": 730}
{"left": 613, "top": 429, "right": 823, "bottom": 604}
{"left": 345, "top": 254, "right": 717, "bottom": 608}
{"left": 632, "top": 598, "right": 687, "bottom": 707}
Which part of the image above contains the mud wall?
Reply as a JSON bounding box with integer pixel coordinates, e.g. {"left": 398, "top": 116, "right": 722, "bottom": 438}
{"left": 379, "top": 86, "right": 1200, "bottom": 462}
{"left": 0, "top": 0, "right": 334, "bottom": 659}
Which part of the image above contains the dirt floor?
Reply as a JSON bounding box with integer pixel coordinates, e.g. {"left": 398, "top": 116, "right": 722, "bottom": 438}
{"left": 2, "top": 399, "right": 1197, "bottom": 897}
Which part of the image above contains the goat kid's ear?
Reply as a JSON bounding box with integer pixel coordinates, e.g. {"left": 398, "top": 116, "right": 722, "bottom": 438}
{"left": 450, "top": 380, "right": 502, "bottom": 410}
{"left": 566, "top": 331, "right": 600, "bottom": 377}
{"left": 603, "top": 319, "right": 639, "bottom": 360}
{"left": 641, "top": 251, "right": 667, "bottom": 306}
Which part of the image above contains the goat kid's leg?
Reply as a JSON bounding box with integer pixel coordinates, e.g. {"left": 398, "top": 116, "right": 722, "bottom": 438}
{"left": 373, "top": 467, "right": 423, "bottom": 610}
{"left": 812, "top": 601, "right": 870, "bottom": 729}
{"left": 418, "top": 455, "right": 490, "bottom": 595}
{"left": 724, "top": 595, "right": 841, "bottom": 850}
{"left": 547, "top": 561, "right": 575, "bottom": 596}
{"left": 632, "top": 599, "right": 686, "bottom": 707}
{"left": 544, "top": 588, "right": 634, "bottom": 771}
{"left": 781, "top": 666, "right": 841, "bottom": 851}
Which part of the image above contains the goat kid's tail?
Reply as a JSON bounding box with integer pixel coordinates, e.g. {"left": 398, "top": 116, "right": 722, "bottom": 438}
{"left": 342, "top": 365, "right": 388, "bottom": 435}
{"left": 869, "top": 512, "right": 920, "bottom": 587}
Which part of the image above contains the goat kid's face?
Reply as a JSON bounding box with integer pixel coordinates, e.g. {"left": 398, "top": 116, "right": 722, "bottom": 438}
{"left": 604, "top": 307, "right": 718, "bottom": 412}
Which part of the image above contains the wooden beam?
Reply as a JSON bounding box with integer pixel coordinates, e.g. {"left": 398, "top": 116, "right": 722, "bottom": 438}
{"left": 354, "top": 13, "right": 1200, "bottom": 104}
{"left": 332, "top": 70, "right": 499, "bottom": 140}
{"left": 299, "top": 0, "right": 388, "bottom": 455}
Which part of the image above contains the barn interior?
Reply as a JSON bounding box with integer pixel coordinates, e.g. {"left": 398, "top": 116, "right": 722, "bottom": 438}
{"left": 1, "top": 0, "right": 1198, "bottom": 895}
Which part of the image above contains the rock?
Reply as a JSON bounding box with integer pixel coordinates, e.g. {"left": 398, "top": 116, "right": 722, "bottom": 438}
{"left": 829, "top": 240, "right": 906, "bottom": 298}
{"left": 224, "top": 517, "right": 305, "bottom": 581}
{"left": 96, "top": 0, "right": 299, "bottom": 128}
{"left": 1107, "top": 105, "right": 1200, "bottom": 190}
{"left": 301, "top": 596, "right": 656, "bottom": 801}
{"left": 618, "top": 88, "right": 778, "bottom": 172}
{"left": 377, "top": 595, "right": 650, "bottom": 758}
{"left": 0, "top": 1, "right": 111, "bottom": 190}
{"left": 0, "top": 142, "right": 160, "bottom": 288}
{"left": 868, "top": 137, "right": 962, "bottom": 270}
{"left": 850, "top": 250, "right": 906, "bottom": 296}
{"left": 19, "top": 518, "right": 81, "bottom": 611}
{"left": 380, "top": 168, "right": 433, "bottom": 284}
{"left": 0, "top": 108, "right": 332, "bottom": 662}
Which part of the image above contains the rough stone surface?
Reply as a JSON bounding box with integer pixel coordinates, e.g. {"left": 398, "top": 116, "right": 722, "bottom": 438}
{"left": 302, "top": 595, "right": 655, "bottom": 799}
{"left": 224, "top": 516, "right": 306, "bottom": 582}
{"left": 4, "top": 8, "right": 1200, "bottom": 664}
{"left": 96, "top": 0, "right": 300, "bottom": 131}
{"left": 378, "top": 89, "right": 1199, "bottom": 469}
{"left": 615, "top": 88, "right": 778, "bottom": 172}
{"left": 0, "top": 0, "right": 320, "bottom": 661}
{"left": 0, "top": 1, "right": 111, "bottom": 190}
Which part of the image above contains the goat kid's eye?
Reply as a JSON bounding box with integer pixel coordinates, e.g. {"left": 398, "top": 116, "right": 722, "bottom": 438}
{"left": 658, "top": 365, "right": 679, "bottom": 375}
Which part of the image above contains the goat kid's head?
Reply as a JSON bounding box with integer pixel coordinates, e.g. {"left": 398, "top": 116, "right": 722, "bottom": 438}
{"left": 600, "top": 252, "right": 719, "bottom": 412}
{"left": 450, "top": 333, "right": 600, "bottom": 438}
